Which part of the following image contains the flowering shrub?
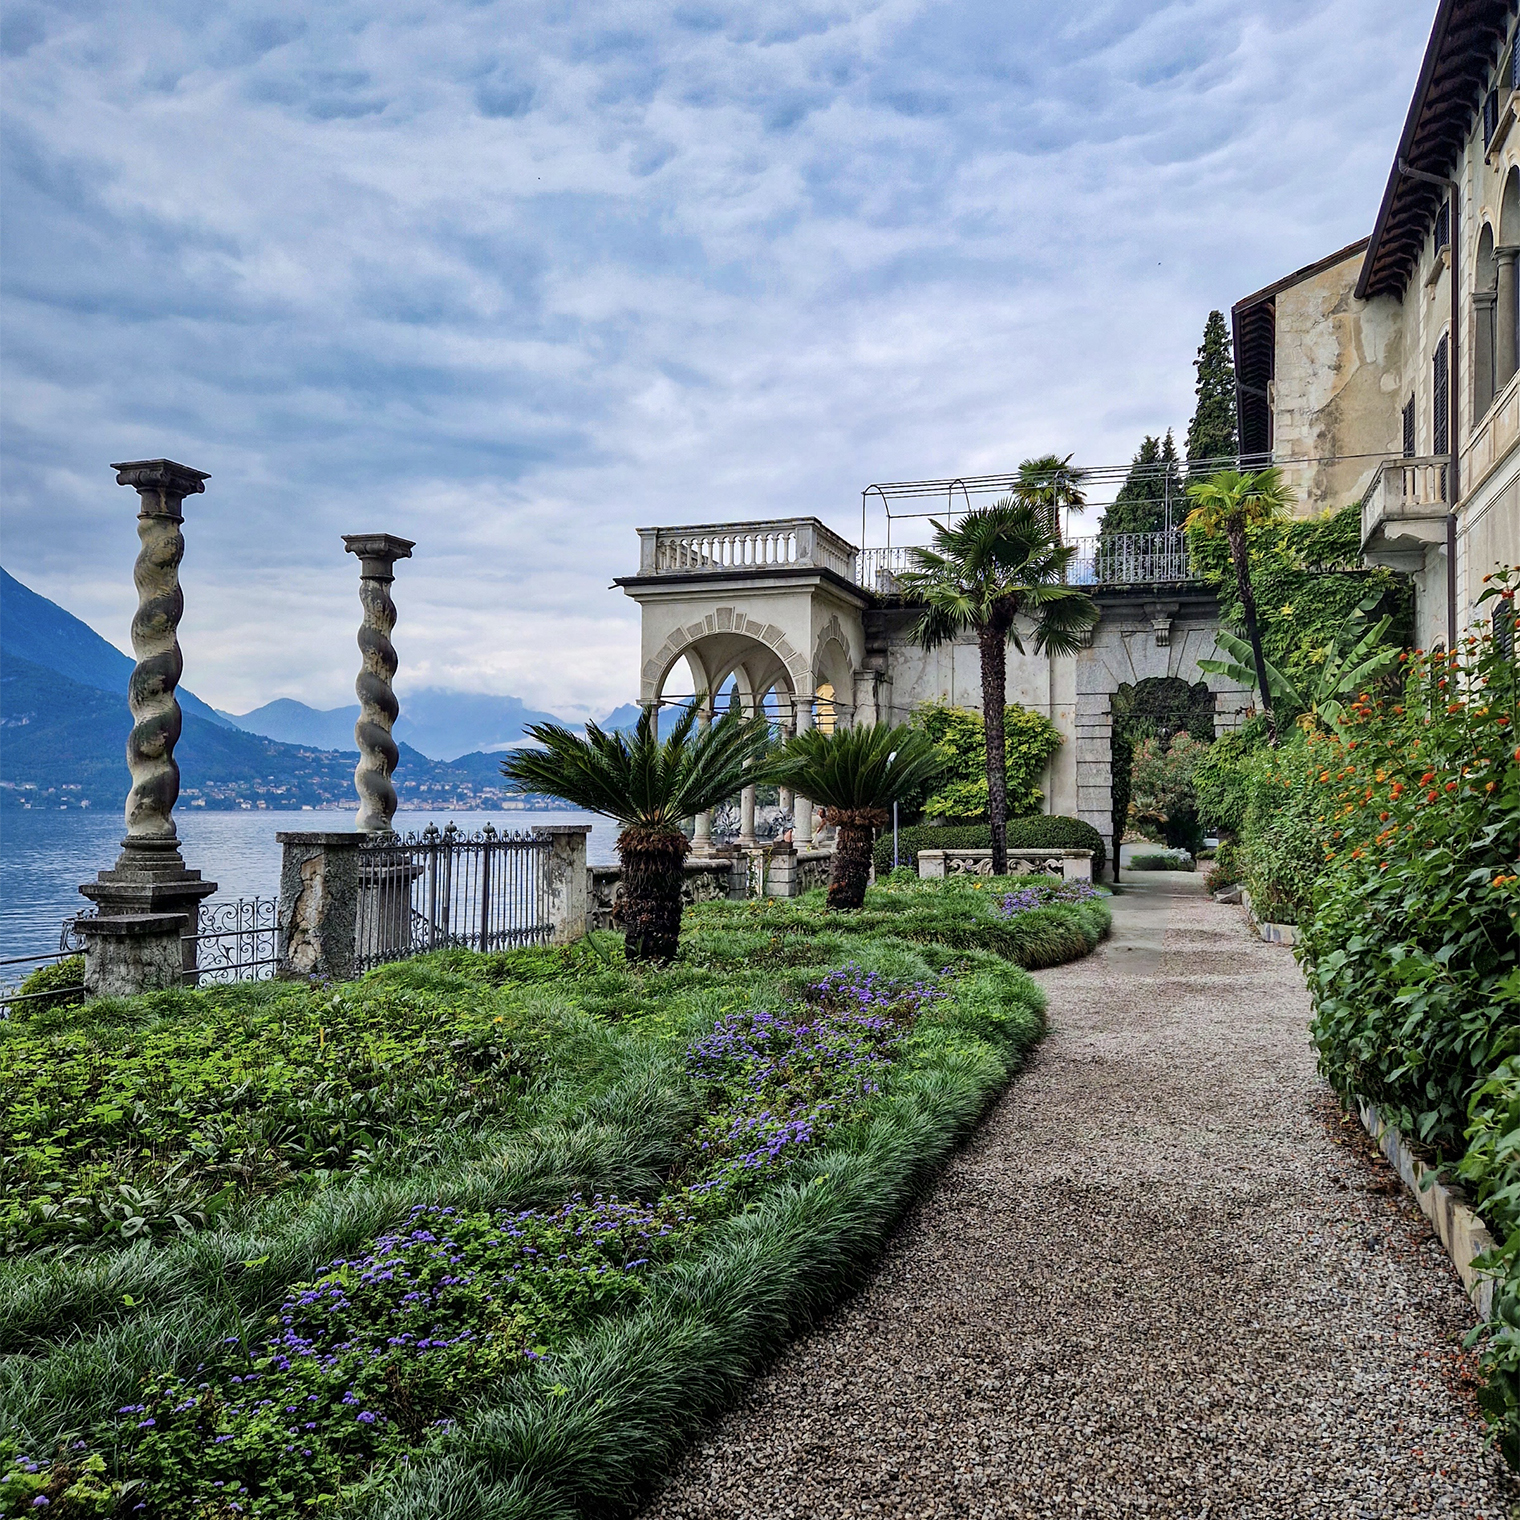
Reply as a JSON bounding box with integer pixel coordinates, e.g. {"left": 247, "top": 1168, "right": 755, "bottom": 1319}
{"left": 1294, "top": 568, "right": 1519, "bottom": 1463}
{"left": 995, "top": 880, "right": 1100, "bottom": 918}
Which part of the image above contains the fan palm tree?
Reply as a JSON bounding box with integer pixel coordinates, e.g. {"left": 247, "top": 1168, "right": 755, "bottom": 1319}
{"left": 1015, "top": 453, "right": 1087, "bottom": 546}
{"left": 501, "top": 699, "right": 773, "bottom": 963}
{"left": 1184, "top": 467, "right": 1295, "bottom": 745}
{"left": 771, "top": 723, "right": 945, "bottom": 908}
{"left": 895, "top": 501, "right": 1099, "bottom": 874}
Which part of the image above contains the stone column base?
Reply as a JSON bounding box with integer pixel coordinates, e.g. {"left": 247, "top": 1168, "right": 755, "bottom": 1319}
{"left": 78, "top": 913, "right": 189, "bottom": 999}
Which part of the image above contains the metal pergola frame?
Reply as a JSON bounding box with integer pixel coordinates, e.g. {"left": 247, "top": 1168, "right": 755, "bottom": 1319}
{"left": 858, "top": 448, "right": 1399, "bottom": 550}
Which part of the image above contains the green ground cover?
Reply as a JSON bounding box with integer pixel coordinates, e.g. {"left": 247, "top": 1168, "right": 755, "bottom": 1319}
{"left": 2, "top": 875, "right": 1107, "bottom": 1517}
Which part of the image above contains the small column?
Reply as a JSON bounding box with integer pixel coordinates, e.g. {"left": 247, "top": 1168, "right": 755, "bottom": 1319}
{"left": 78, "top": 913, "right": 189, "bottom": 999}
{"left": 80, "top": 460, "right": 217, "bottom": 972}
{"left": 343, "top": 533, "right": 415, "bottom": 834}
{"left": 738, "top": 784, "right": 756, "bottom": 846}
{"left": 1475, "top": 289, "right": 1497, "bottom": 416}
{"left": 691, "top": 706, "right": 715, "bottom": 856}
{"left": 536, "top": 824, "right": 591, "bottom": 944}
{"left": 276, "top": 832, "right": 363, "bottom": 982}
{"left": 793, "top": 690, "right": 815, "bottom": 847}
{"left": 1496, "top": 247, "right": 1519, "bottom": 393}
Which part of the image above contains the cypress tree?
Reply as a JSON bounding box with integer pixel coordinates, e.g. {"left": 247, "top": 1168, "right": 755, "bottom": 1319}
{"left": 1100, "top": 430, "right": 1181, "bottom": 537}
{"left": 1186, "top": 310, "right": 1237, "bottom": 475}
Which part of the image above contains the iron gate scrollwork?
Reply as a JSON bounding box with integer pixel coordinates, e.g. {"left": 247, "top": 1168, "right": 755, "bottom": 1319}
{"left": 355, "top": 822, "right": 553, "bottom": 972}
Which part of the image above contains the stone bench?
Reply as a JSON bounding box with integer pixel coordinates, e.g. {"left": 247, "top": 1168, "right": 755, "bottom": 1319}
{"left": 917, "top": 847, "right": 1094, "bottom": 882}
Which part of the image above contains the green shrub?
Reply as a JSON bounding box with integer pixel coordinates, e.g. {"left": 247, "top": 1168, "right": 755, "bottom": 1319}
{"left": 900, "top": 702, "right": 1061, "bottom": 823}
{"left": 1294, "top": 584, "right": 1518, "bottom": 1463}
{"left": 1193, "top": 723, "right": 1267, "bottom": 835}
{"left": 1238, "top": 735, "right": 1324, "bottom": 926}
{"left": 1128, "top": 851, "right": 1194, "bottom": 872}
{"left": 871, "top": 815, "right": 1106, "bottom": 878}
{"left": 1128, "top": 732, "right": 1206, "bottom": 853}
{"left": 7, "top": 957, "right": 85, "bottom": 1016}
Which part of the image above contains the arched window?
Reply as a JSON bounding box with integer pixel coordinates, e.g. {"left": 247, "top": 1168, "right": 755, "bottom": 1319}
{"left": 1476, "top": 223, "right": 1497, "bottom": 417}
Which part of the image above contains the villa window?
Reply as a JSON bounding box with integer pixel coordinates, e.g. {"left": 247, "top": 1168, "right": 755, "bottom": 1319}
{"left": 1402, "top": 395, "right": 1416, "bottom": 457}
{"left": 1488, "top": 89, "right": 1502, "bottom": 146}
{"left": 1435, "top": 200, "right": 1451, "bottom": 254}
{"left": 1433, "top": 334, "right": 1450, "bottom": 456}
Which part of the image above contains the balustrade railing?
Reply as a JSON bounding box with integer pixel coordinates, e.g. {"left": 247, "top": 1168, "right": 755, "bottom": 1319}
{"left": 1360, "top": 454, "right": 1450, "bottom": 530}
{"left": 355, "top": 823, "right": 553, "bottom": 973}
{"left": 638, "top": 519, "right": 858, "bottom": 580}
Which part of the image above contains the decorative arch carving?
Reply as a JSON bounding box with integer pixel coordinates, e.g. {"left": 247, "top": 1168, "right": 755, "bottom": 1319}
{"left": 642, "top": 604, "right": 807, "bottom": 704}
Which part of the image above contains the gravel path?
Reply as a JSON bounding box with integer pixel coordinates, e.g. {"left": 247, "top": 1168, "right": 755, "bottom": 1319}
{"left": 644, "top": 873, "right": 1519, "bottom": 1518}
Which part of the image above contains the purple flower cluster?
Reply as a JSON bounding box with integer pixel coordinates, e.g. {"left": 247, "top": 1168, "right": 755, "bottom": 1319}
{"left": 995, "top": 879, "right": 1099, "bottom": 918}
{"left": 687, "top": 964, "right": 941, "bottom": 1187}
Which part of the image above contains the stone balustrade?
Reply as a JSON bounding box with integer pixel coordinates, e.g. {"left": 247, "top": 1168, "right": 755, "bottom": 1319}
{"left": 636, "top": 518, "right": 858, "bottom": 581}
{"left": 917, "top": 847, "right": 1094, "bottom": 881}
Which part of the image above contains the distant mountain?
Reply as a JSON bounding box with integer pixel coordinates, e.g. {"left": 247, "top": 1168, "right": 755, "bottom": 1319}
{"left": 227, "top": 692, "right": 637, "bottom": 761}
{"left": 220, "top": 697, "right": 359, "bottom": 752}
{"left": 1, "top": 567, "right": 237, "bottom": 731}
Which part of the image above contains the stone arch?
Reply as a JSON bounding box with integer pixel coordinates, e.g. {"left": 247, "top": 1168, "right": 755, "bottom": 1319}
{"left": 812, "top": 613, "right": 856, "bottom": 728}
{"left": 642, "top": 603, "right": 808, "bottom": 708}
{"left": 1108, "top": 676, "right": 1217, "bottom": 877}
{"left": 1501, "top": 167, "right": 1520, "bottom": 245}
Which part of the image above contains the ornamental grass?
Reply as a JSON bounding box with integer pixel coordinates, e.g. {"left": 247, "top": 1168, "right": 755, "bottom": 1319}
{"left": 2, "top": 877, "right": 1108, "bottom": 1516}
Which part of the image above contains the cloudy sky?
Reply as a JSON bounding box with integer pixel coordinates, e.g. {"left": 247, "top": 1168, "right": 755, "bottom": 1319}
{"left": 1, "top": 0, "right": 1432, "bottom": 717}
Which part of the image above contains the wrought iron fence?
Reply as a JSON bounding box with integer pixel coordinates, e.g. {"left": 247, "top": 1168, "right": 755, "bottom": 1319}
{"left": 0, "top": 915, "right": 92, "bottom": 1011}
{"left": 355, "top": 823, "right": 553, "bottom": 972}
{"left": 1068, "top": 530, "right": 1191, "bottom": 586}
{"left": 858, "top": 532, "right": 1193, "bottom": 592}
{"left": 189, "top": 898, "right": 278, "bottom": 985}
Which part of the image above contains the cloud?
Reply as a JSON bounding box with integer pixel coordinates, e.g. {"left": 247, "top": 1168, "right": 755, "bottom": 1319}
{"left": 1, "top": 0, "right": 1434, "bottom": 715}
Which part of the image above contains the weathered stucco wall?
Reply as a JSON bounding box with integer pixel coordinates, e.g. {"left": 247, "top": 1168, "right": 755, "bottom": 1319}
{"left": 1272, "top": 249, "right": 1403, "bottom": 515}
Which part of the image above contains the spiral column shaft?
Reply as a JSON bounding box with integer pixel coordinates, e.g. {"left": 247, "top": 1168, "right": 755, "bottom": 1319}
{"left": 79, "top": 460, "right": 218, "bottom": 980}
{"left": 343, "top": 534, "right": 415, "bottom": 834}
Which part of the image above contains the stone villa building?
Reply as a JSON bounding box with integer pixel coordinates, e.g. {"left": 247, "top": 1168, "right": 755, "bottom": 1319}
{"left": 1233, "top": 0, "right": 1520, "bottom": 650}
{"left": 617, "top": 0, "right": 1520, "bottom": 876}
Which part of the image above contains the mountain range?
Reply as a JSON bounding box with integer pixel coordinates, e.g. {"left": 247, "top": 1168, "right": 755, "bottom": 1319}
{"left": 0, "top": 567, "right": 639, "bottom": 813}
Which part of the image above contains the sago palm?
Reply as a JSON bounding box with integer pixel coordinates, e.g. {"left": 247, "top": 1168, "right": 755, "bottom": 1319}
{"left": 501, "top": 700, "right": 773, "bottom": 963}
{"left": 771, "top": 723, "right": 945, "bottom": 908}
{"left": 1184, "top": 467, "right": 1295, "bottom": 745}
{"left": 895, "top": 500, "right": 1098, "bottom": 873}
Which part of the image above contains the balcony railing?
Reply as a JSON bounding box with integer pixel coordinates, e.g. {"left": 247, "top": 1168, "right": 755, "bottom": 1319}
{"left": 637, "top": 519, "right": 857, "bottom": 580}
{"left": 636, "top": 522, "right": 1195, "bottom": 593}
{"left": 1360, "top": 455, "right": 1450, "bottom": 561}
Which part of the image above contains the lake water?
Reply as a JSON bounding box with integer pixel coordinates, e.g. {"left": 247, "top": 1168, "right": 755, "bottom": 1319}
{"left": 0, "top": 809, "right": 617, "bottom": 961}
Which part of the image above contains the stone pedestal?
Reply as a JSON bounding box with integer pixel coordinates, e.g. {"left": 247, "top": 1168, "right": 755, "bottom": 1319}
{"left": 357, "top": 857, "right": 425, "bottom": 962}
{"left": 761, "top": 843, "right": 799, "bottom": 898}
{"left": 78, "top": 913, "right": 188, "bottom": 999}
{"left": 536, "top": 824, "right": 591, "bottom": 943}
{"left": 276, "top": 832, "right": 363, "bottom": 982}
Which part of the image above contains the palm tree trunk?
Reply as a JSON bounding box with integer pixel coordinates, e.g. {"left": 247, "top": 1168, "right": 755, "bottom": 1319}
{"left": 1226, "top": 515, "right": 1277, "bottom": 746}
{"left": 616, "top": 826, "right": 689, "bottom": 963}
{"left": 824, "top": 808, "right": 887, "bottom": 910}
{"left": 978, "top": 622, "right": 1010, "bottom": 874}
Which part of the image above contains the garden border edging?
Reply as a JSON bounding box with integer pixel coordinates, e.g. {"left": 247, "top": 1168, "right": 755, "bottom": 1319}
{"left": 1356, "top": 1098, "right": 1497, "bottom": 1319}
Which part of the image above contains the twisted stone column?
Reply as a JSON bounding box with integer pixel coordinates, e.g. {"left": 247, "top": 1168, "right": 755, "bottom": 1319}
{"left": 81, "top": 460, "right": 217, "bottom": 968}
{"left": 343, "top": 534, "right": 414, "bottom": 833}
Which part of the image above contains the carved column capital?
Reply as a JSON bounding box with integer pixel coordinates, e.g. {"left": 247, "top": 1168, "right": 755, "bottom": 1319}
{"left": 343, "top": 533, "right": 415, "bottom": 581}
{"left": 345, "top": 533, "right": 414, "bottom": 834}
{"left": 111, "top": 458, "right": 210, "bottom": 520}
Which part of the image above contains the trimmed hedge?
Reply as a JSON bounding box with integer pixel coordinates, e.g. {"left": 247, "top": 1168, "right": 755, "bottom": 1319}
{"left": 872, "top": 815, "right": 1106, "bottom": 879}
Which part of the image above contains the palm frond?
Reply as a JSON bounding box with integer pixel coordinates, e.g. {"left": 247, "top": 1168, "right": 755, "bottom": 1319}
{"left": 501, "top": 697, "right": 774, "bottom": 828}
{"left": 770, "top": 723, "right": 945, "bottom": 813}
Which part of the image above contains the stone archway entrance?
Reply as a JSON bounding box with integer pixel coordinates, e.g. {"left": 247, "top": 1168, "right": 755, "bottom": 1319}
{"left": 1109, "top": 676, "right": 1218, "bottom": 877}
